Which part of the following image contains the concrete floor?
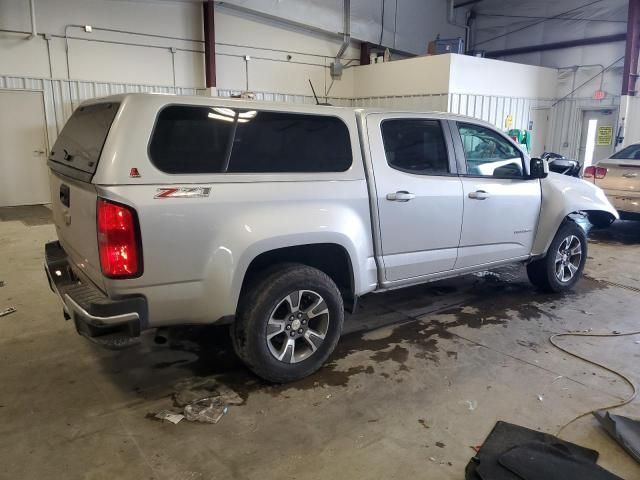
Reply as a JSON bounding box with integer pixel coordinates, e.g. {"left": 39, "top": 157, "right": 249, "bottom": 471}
{"left": 1, "top": 205, "right": 640, "bottom": 480}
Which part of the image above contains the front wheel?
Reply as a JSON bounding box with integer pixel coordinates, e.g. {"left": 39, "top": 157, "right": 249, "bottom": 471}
{"left": 231, "top": 264, "right": 344, "bottom": 383}
{"left": 527, "top": 221, "right": 587, "bottom": 293}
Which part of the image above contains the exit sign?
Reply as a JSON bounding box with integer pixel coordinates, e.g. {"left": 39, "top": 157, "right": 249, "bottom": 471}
{"left": 593, "top": 90, "right": 606, "bottom": 100}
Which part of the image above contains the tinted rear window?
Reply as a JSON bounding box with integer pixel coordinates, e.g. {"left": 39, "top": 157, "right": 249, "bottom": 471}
{"left": 149, "top": 106, "right": 352, "bottom": 174}
{"left": 49, "top": 103, "right": 119, "bottom": 177}
{"left": 381, "top": 119, "right": 449, "bottom": 175}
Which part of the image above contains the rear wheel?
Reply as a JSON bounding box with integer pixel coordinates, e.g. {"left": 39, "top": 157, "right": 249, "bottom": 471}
{"left": 527, "top": 221, "right": 587, "bottom": 293}
{"left": 231, "top": 264, "right": 344, "bottom": 383}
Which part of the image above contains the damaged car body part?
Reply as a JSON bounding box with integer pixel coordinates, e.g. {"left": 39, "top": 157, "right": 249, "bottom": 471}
{"left": 44, "top": 94, "right": 617, "bottom": 382}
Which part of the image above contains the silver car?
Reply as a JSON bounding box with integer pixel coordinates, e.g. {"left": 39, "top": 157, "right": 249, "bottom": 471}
{"left": 587, "top": 143, "right": 640, "bottom": 225}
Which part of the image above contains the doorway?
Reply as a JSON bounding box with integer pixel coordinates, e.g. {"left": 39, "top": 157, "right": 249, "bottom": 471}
{"left": 530, "top": 108, "right": 550, "bottom": 157}
{"left": 0, "top": 90, "right": 50, "bottom": 207}
{"left": 577, "top": 108, "right": 616, "bottom": 168}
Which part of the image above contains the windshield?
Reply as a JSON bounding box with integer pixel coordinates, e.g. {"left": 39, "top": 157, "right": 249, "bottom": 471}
{"left": 611, "top": 144, "right": 640, "bottom": 160}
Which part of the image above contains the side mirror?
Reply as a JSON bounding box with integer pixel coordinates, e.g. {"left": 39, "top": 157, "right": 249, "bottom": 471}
{"left": 529, "top": 158, "right": 549, "bottom": 179}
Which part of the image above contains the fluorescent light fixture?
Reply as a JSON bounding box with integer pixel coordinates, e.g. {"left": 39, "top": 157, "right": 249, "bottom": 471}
{"left": 207, "top": 113, "right": 249, "bottom": 123}
{"left": 212, "top": 107, "right": 235, "bottom": 117}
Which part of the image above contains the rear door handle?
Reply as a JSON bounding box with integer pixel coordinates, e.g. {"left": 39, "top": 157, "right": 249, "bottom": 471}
{"left": 386, "top": 191, "right": 416, "bottom": 202}
{"left": 468, "top": 190, "right": 489, "bottom": 200}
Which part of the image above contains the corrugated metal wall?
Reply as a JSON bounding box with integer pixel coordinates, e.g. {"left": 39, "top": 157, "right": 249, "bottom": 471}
{"left": 547, "top": 96, "right": 620, "bottom": 160}
{"left": 351, "top": 94, "right": 449, "bottom": 111}
{"left": 0, "top": 75, "right": 203, "bottom": 150}
{"left": 448, "top": 93, "right": 554, "bottom": 131}
{"left": 2, "top": 74, "right": 610, "bottom": 159}
{"left": 216, "top": 88, "right": 352, "bottom": 107}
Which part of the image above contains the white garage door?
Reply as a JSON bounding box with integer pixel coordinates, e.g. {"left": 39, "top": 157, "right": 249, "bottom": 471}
{"left": 0, "top": 90, "right": 50, "bottom": 207}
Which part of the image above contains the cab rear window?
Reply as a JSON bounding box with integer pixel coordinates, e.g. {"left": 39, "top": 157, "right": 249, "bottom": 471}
{"left": 49, "top": 103, "right": 119, "bottom": 181}
{"left": 148, "top": 105, "right": 352, "bottom": 174}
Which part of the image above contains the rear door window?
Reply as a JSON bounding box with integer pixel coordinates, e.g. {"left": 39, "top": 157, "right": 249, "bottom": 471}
{"left": 49, "top": 103, "right": 119, "bottom": 180}
{"left": 148, "top": 106, "right": 352, "bottom": 174}
{"left": 381, "top": 119, "right": 450, "bottom": 175}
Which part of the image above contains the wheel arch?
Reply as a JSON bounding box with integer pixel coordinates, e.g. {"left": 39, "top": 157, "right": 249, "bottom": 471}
{"left": 238, "top": 242, "right": 356, "bottom": 309}
{"left": 532, "top": 174, "right": 618, "bottom": 256}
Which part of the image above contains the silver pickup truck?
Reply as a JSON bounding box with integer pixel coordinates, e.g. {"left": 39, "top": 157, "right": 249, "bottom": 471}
{"left": 44, "top": 94, "right": 617, "bottom": 382}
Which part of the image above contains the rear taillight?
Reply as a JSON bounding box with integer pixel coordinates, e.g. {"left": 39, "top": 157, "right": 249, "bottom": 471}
{"left": 583, "top": 166, "right": 607, "bottom": 180}
{"left": 97, "top": 198, "right": 142, "bottom": 278}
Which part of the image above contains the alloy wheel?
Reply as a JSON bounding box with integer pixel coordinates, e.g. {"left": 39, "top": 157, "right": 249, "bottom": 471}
{"left": 266, "top": 290, "right": 330, "bottom": 363}
{"left": 554, "top": 235, "right": 582, "bottom": 283}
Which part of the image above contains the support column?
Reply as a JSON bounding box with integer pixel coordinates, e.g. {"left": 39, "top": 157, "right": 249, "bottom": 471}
{"left": 622, "top": 0, "right": 640, "bottom": 96}
{"left": 203, "top": 0, "right": 217, "bottom": 93}
{"left": 618, "top": 0, "right": 640, "bottom": 148}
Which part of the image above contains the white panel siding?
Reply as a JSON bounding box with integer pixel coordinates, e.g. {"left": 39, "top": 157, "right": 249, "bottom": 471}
{"left": 547, "top": 96, "right": 620, "bottom": 160}
{"left": 3, "top": 74, "right": 613, "bottom": 163}
{"left": 351, "top": 94, "right": 449, "bottom": 111}
{"left": 0, "top": 75, "right": 204, "bottom": 149}
{"left": 215, "top": 89, "right": 352, "bottom": 107}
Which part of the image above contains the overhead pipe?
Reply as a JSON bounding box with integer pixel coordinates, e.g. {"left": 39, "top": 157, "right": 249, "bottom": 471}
{"left": 331, "top": 0, "right": 350, "bottom": 78}
{"left": 486, "top": 33, "right": 627, "bottom": 58}
{"left": 215, "top": 1, "right": 414, "bottom": 59}
{"left": 28, "top": 0, "right": 37, "bottom": 39}
{"left": 336, "top": 0, "right": 351, "bottom": 61}
{"left": 454, "top": 0, "right": 483, "bottom": 8}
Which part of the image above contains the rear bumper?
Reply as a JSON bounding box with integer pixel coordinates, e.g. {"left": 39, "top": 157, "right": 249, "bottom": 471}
{"left": 603, "top": 191, "right": 640, "bottom": 215}
{"left": 44, "top": 241, "right": 147, "bottom": 345}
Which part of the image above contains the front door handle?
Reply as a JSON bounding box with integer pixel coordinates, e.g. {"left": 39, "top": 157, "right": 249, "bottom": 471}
{"left": 468, "top": 190, "right": 489, "bottom": 200}
{"left": 386, "top": 191, "right": 416, "bottom": 202}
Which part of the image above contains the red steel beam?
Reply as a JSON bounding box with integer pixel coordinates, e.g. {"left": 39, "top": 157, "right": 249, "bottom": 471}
{"left": 203, "top": 0, "right": 216, "bottom": 88}
{"left": 622, "top": 0, "right": 640, "bottom": 96}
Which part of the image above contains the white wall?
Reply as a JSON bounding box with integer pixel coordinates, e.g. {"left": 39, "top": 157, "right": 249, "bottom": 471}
{"left": 0, "top": 0, "right": 469, "bottom": 95}
{"left": 351, "top": 54, "right": 452, "bottom": 98}
{"left": 621, "top": 96, "right": 640, "bottom": 147}
{"left": 216, "top": 0, "right": 469, "bottom": 55}
{"left": 448, "top": 54, "right": 557, "bottom": 98}
{"left": 0, "top": 0, "right": 366, "bottom": 95}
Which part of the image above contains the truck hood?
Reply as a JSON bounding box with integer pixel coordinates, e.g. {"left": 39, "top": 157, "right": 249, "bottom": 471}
{"left": 542, "top": 172, "right": 619, "bottom": 220}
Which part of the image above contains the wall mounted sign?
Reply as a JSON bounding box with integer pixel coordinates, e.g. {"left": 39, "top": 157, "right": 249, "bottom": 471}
{"left": 597, "top": 126, "right": 613, "bottom": 146}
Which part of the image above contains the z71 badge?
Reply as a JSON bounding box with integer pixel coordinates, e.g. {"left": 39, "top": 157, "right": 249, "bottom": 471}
{"left": 154, "top": 187, "right": 211, "bottom": 199}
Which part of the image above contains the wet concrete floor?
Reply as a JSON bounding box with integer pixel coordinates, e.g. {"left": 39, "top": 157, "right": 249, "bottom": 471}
{"left": 1, "top": 205, "right": 639, "bottom": 479}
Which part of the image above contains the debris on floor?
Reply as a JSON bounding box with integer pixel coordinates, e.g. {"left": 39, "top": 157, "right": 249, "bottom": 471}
{"left": 184, "top": 401, "right": 228, "bottom": 424}
{"left": 593, "top": 411, "right": 640, "bottom": 464}
{"left": 466, "top": 421, "right": 622, "bottom": 480}
{"left": 173, "top": 377, "right": 243, "bottom": 424}
{"left": 154, "top": 410, "right": 184, "bottom": 425}
{"left": 0, "top": 307, "right": 16, "bottom": 317}
{"left": 0, "top": 280, "right": 5, "bottom": 287}
{"left": 462, "top": 400, "right": 477, "bottom": 411}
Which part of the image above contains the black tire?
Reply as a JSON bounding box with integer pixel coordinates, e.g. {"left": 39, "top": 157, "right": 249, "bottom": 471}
{"left": 231, "top": 263, "right": 344, "bottom": 383}
{"left": 527, "top": 220, "right": 587, "bottom": 293}
{"left": 588, "top": 212, "right": 615, "bottom": 229}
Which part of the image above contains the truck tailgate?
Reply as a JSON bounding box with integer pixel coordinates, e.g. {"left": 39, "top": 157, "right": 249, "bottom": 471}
{"left": 49, "top": 171, "right": 105, "bottom": 292}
